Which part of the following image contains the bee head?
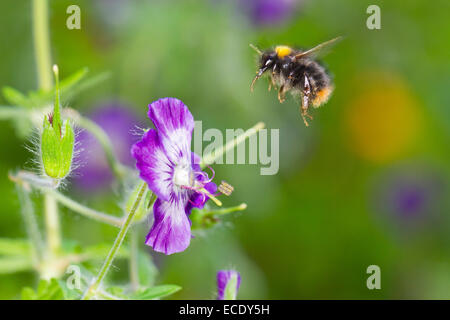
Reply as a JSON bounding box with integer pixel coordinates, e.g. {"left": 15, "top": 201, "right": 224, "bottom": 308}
{"left": 251, "top": 52, "right": 277, "bottom": 92}
{"left": 259, "top": 52, "right": 277, "bottom": 74}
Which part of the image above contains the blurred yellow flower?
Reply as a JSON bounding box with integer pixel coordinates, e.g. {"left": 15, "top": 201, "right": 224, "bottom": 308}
{"left": 345, "top": 72, "right": 422, "bottom": 164}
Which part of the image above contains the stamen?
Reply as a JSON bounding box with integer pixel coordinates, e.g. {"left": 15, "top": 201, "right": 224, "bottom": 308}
{"left": 218, "top": 181, "right": 234, "bottom": 196}
{"left": 206, "top": 166, "right": 215, "bottom": 181}
{"left": 193, "top": 166, "right": 216, "bottom": 184}
{"left": 195, "top": 171, "right": 209, "bottom": 181}
{"left": 200, "top": 187, "right": 222, "bottom": 207}
{"left": 181, "top": 185, "right": 201, "bottom": 192}
{"left": 181, "top": 184, "right": 222, "bottom": 206}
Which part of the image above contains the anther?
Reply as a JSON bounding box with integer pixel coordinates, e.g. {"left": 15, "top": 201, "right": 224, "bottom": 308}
{"left": 218, "top": 181, "right": 234, "bottom": 196}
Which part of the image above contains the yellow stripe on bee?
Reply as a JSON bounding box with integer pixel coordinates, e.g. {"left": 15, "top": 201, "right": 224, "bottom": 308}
{"left": 275, "top": 46, "right": 293, "bottom": 58}
{"left": 312, "top": 86, "right": 333, "bottom": 107}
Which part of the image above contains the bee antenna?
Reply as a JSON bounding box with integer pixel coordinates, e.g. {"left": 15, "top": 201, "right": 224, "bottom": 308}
{"left": 249, "top": 44, "right": 262, "bottom": 55}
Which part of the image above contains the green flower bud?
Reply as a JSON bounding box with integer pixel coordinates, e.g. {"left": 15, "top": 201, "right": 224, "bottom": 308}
{"left": 40, "top": 65, "right": 75, "bottom": 180}
{"left": 41, "top": 117, "right": 74, "bottom": 179}
{"left": 190, "top": 203, "right": 247, "bottom": 230}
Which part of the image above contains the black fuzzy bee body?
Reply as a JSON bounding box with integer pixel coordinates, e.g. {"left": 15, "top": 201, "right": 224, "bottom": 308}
{"left": 251, "top": 38, "right": 341, "bottom": 126}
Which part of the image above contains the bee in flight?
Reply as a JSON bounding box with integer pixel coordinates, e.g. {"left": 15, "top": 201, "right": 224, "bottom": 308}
{"left": 250, "top": 37, "right": 342, "bottom": 126}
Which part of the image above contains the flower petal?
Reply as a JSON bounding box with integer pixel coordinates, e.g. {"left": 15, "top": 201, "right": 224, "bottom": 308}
{"left": 145, "top": 198, "right": 191, "bottom": 255}
{"left": 131, "top": 129, "right": 174, "bottom": 201}
{"left": 148, "top": 98, "right": 194, "bottom": 163}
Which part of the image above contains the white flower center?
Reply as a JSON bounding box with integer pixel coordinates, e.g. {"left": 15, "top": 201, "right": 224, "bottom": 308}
{"left": 173, "top": 163, "right": 194, "bottom": 188}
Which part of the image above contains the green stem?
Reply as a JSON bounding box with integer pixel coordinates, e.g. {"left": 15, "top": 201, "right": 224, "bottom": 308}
{"left": 0, "top": 257, "right": 33, "bottom": 274}
{"left": 0, "top": 106, "right": 28, "bottom": 120}
{"left": 200, "top": 122, "right": 265, "bottom": 168}
{"left": 129, "top": 227, "right": 140, "bottom": 292}
{"left": 15, "top": 185, "right": 45, "bottom": 265}
{"left": 33, "top": 0, "right": 62, "bottom": 270}
{"left": 44, "top": 193, "right": 61, "bottom": 257}
{"left": 82, "top": 182, "right": 147, "bottom": 300}
{"left": 47, "top": 188, "right": 123, "bottom": 227}
{"left": 10, "top": 171, "right": 123, "bottom": 227}
{"left": 32, "top": 0, "right": 52, "bottom": 90}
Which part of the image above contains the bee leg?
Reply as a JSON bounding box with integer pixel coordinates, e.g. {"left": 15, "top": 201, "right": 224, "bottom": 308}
{"left": 278, "top": 85, "right": 287, "bottom": 103}
{"left": 251, "top": 68, "right": 266, "bottom": 92}
{"left": 300, "top": 75, "right": 313, "bottom": 127}
{"left": 300, "top": 99, "right": 311, "bottom": 127}
{"left": 250, "top": 75, "right": 260, "bottom": 92}
{"left": 272, "top": 64, "right": 278, "bottom": 77}
{"left": 268, "top": 77, "right": 272, "bottom": 91}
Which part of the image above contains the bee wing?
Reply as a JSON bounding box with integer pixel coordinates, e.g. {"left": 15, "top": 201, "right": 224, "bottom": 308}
{"left": 294, "top": 36, "right": 343, "bottom": 60}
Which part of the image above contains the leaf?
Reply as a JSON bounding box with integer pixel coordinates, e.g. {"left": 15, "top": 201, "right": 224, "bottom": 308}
{"left": 64, "top": 71, "right": 110, "bottom": 101}
{"left": 131, "top": 285, "right": 181, "bottom": 300}
{"left": 58, "top": 264, "right": 96, "bottom": 300}
{"left": 0, "top": 256, "right": 33, "bottom": 274}
{"left": 20, "top": 288, "right": 37, "bottom": 300}
{"left": 1, "top": 68, "right": 107, "bottom": 110}
{"left": 21, "top": 279, "right": 65, "bottom": 300}
{"left": 26, "top": 68, "right": 89, "bottom": 108}
{"left": 60, "top": 239, "right": 83, "bottom": 255}
{"left": 59, "top": 67, "right": 89, "bottom": 95}
{"left": 102, "top": 286, "right": 128, "bottom": 300}
{"left": 2, "top": 87, "right": 28, "bottom": 107}
{"left": 1, "top": 68, "right": 109, "bottom": 139}
{"left": 58, "top": 279, "right": 82, "bottom": 300}
{"left": 0, "top": 238, "right": 31, "bottom": 256}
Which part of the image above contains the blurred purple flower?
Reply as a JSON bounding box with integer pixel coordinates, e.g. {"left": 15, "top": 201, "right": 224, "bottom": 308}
{"left": 240, "top": 0, "right": 300, "bottom": 26}
{"left": 131, "top": 98, "right": 217, "bottom": 255}
{"left": 217, "top": 270, "right": 241, "bottom": 300}
{"left": 75, "top": 103, "right": 141, "bottom": 191}
{"left": 373, "top": 167, "right": 445, "bottom": 227}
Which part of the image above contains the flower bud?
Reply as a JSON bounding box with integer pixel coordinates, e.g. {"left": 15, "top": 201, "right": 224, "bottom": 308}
{"left": 190, "top": 203, "right": 247, "bottom": 230}
{"left": 41, "top": 118, "right": 74, "bottom": 179}
{"left": 40, "top": 65, "right": 75, "bottom": 180}
{"left": 217, "top": 270, "right": 241, "bottom": 300}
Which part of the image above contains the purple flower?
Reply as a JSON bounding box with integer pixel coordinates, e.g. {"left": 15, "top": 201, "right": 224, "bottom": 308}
{"left": 131, "top": 98, "right": 217, "bottom": 255}
{"left": 373, "top": 166, "right": 445, "bottom": 229}
{"left": 75, "top": 103, "right": 142, "bottom": 191}
{"left": 217, "top": 270, "right": 241, "bottom": 300}
{"left": 241, "top": 0, "right": 300, "bottom": 26}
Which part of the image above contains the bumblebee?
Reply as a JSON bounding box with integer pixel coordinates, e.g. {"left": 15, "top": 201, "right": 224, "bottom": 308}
{"left": 250, "top": 37, "right": 342, "bottom": 126}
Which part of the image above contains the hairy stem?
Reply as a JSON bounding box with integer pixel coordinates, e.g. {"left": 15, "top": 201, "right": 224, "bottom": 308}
{"left": 44, "top": 193, "right": 61, "bottom": 257}
{"left": 47, "top": 188, "right": 123, "bottom": 227}
{"left": 33, "top": 0, "right": 62, "bottom": 272}
{"left": 10, "top": 171, "right": 123, "bottom": 227}
{"left": 32, "top": 0, "right": 52, "bottom": 90}
{"left": 0, "top": 106, "right": 28, "bottom": 119}
{"left": 82, "top": 182, "right": 147, "bottom": 300}
{"left": 129, "top": 227, "right": 140, "bottom": 292}
{"left": 200, "top": 122, "right": 265, "bottom": 168}
{"left": 15, "top": 185, "right": 44, "bottom": 265}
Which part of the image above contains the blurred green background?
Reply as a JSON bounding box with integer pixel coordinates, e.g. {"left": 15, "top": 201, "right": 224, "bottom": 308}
{"left": 0, "top": 0, "right": 449, "bottom": 299}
